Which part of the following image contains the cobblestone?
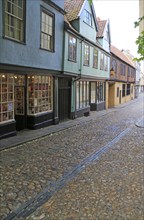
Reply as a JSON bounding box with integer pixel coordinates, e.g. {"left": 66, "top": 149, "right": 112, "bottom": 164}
{"left": 0, "top": 93, "right": 144, "bottom": 219}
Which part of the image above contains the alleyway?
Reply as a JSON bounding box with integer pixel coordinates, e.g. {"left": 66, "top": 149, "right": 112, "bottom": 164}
{"left": 0, "top": 93, "right": 144, "bottom": 220}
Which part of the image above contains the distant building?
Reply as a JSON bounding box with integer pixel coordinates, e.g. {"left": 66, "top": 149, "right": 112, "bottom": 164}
{"left": 108, "top": 45, "right": 136, "bottom": 108}
{"left": 122, "top": 49, "right": 141, "bottom": 97}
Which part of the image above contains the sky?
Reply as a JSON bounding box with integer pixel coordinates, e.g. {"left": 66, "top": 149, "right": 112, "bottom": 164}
{"left": 93, "top": 0, "right": 139, "bottom": 57}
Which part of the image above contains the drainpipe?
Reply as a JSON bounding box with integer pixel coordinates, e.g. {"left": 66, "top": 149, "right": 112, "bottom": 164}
{"left": 73, "top": 37, "right": 84, "bottom": 81}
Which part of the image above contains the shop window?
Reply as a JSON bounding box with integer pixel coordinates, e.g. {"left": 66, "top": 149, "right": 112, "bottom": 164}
{"left": 91, "top": 82, "right": 96, "bottom": 103}
{"left": 76, "top": 81, "right": 89, "bottom": 110}
{"left": 4, "top": 0, "right": 25, "bottom": 42}
{"left": 0, "top": 74, "right": 14, "bottom": 123}
{"left": 68, "top": 34, "right": 77, "bottom": 61}
{"left": 126, "top": 84, "right": 130, "bottom": 95}
{"left": 84, "top": 44, "right": 90, "bottom": 66}
{"left": 93, "top": 48, "right": 98, "bottom": 68}
{"left": 27, "top": 76, "right": 53, "bottom": 115}
{"left": 97, "top": 82, "right": 105, "bottom": 103}
{"left": 41, "top": 9, "right": 54, "bottom": 51}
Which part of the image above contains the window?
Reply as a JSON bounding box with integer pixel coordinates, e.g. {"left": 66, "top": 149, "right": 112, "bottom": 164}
{"left": 128, "top": 66, "right": 130, "bottom": 77}
{"left": 76, "top": 81, "right": 89, "bottom": 109}
{"left": 117, "top": 87, "right": 119, "bottom": 97}
{"left": 4, "top": 0, "right": 25, "bottom": 42}
{"left": 122, "top": 84, "right": 126, "bottom": 97}
{"left": 41, "top": 10, "right": 54, "bottom": 51}
{"left": 126, "top": 84, "right": 130, "bottom": 95}
{"left": 27, "top": 75, "right": 53, "bottom": 115}
{"left": 84, "top": 44, "right": 90, "bottom": 66}
{"left": 0, "top": 74, "right": 14, "bottom": 123}
{"left": 91, "top": 82, "right": 96, "bottom": 103}
{"left": 112, "top": 59, "right": 117, "bottom": 73}
{"left": 14, "top": 75, "right": 25, "bottom": 115}
{"left": 68, "top": 35, "right": 77, "bottom": 61}
{"left": 104, "top": 55, "right": 108, "bottom": 71}
{"left": 84, "top": 10, "right": 92, "bottom": 26}
{"left": 93, "top": 48, "right": 98, "bottom": 68}
{"left": 100, "top": 53, "right": 104, "bottom": 70}
{"left": 120, "top": 64, "right": 126, "bottom": 76}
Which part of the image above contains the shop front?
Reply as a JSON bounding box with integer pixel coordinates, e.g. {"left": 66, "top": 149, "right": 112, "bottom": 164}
{"left": 90, "top": 81, "right": 106, "bottom": 111}
{"left": 0, "top": 73, "right": 54, "bottom": 139}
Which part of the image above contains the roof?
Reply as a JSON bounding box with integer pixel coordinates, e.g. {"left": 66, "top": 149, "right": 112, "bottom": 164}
{"left": 97, "top": 18, "right": 107, "bottom": 38}
{"left": 64, "top": 0, "right": 84, "bottom": 21}
{"left": 111, "top": 45, "right": 135, "bottom": 68}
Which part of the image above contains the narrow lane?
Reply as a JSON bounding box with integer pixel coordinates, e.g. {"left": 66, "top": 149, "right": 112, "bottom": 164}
{"left": 1, "top": 93, "right": 144, "bottom": 219}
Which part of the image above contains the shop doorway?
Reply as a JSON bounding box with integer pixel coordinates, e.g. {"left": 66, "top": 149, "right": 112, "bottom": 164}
{"left": 14, "top": 75, "right": 27, "bottom": 130}
{"left": 58, "top": 78, "right": 71, "bottom": 121}
{"left": 15, "top": 86, "right": 27, "bottom": 130}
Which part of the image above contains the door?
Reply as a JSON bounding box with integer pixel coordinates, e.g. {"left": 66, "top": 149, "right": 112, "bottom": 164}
{"left": 15, "top": 86, "right": 26, "bottom": 130}
{"left": 58, "top": 78, "right": 71, "bottom": 121}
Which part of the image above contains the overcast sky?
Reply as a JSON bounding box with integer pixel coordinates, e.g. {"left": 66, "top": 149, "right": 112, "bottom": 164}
{"left": 93, "top": 0, "right": 139, "bottom": 57}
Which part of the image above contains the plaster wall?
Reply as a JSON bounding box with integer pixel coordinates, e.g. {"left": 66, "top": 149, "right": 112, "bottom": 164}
{"left": 0, "top": 0, "right": 64, "bottom": 71}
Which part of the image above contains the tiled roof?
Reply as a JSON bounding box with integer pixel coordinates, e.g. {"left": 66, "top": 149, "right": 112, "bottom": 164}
{"left": 111, "top": 45, "right": 135, "bottom": 67}
{"left": 64, "top": 0, "right": 84, "bottom": 21}
{"left": 64, "top": 15, "right": 79, "bottom": 34}
{"left": 97, "top": 18, "right": 107, "bottom": 38}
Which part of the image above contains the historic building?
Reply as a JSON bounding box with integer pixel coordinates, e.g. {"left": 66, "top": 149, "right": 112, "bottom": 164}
{"left": 63, "top": 0, "right": 110, "bottom": 119}
{"left": 0, "top": 0, "right": 65, "bottom": 139}
{"left": 108, "top": 45, "right": 136, "bottom": 108}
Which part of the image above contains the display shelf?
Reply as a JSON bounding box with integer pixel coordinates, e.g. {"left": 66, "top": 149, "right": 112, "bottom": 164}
{"left": 0, "top": 74, "right": 14, "bottom": 123}
{"left": 27, "top": 76, "right": 53, "bottom": 115}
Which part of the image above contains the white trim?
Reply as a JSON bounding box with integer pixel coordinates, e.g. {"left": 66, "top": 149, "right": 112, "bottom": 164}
{"left": 78, "top": 0, "right": 87, "bottom": 17}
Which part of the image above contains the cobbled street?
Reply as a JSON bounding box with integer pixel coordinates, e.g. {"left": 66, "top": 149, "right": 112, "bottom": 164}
{"left": 0, "top": 93, "right": 144, "bottom": 220}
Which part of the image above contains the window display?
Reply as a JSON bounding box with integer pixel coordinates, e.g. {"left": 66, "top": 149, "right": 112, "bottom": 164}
{"left": 0, "top": 74, "right": 14, "bottom": 123}
{"left": 27, "top": 75, "right": 53, "bottom": 115}
{"left": 76, "top": 81, "right": 89, "bottom": 110}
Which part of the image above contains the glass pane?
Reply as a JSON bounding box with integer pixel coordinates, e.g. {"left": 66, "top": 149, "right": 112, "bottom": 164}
{"left": 91, "top": 83, "right": 95, "bottom": 103}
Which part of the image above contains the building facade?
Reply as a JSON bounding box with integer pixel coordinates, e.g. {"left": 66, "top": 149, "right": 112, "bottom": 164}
{"left": 108, "top": 45, "right": 136, "bottom": 108}
{"left": 63, "top": 0, "right": 110, "bottom": 119}
{"left": 0, "top": 0, "right": 65, "bottom": 139}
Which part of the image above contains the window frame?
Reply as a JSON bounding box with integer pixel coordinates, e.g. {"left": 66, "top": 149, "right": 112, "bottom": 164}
{"left": 126, "top": 84, "right": 130, "bottom": 95}
{"left": 122, "top": 84, "right": 126, "bottom": 97}
{"left": 3, "top": 0, "right": 26, "bottom": 43}
{"left": 84, "top": 9, "right": 92, "bottom": 27}
{"left": 40, "top": 7, "right": 55, "bottom": 52}
{"left": 76, "top": 81, "right": 89, "bottom": 110}
{"left": 84, "top": 43, "right": 90, "bottom": 66}
{"left": 68, "top": 34, "right": 77, "bottom": 62}
{"left": 93, "top": 48, "right": 98, "bottom": 69}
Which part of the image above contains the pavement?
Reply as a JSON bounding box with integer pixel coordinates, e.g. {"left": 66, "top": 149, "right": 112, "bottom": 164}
{"left": 0, "top": 93, "right": 144, "bottom": 220}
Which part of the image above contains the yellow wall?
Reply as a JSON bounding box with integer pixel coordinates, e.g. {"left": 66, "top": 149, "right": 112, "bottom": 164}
{"left": 108, "top": 83, "right": 115, "bottom": 107}
{"left": 108, "top": 82, "right": 135, "bottom": 108}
